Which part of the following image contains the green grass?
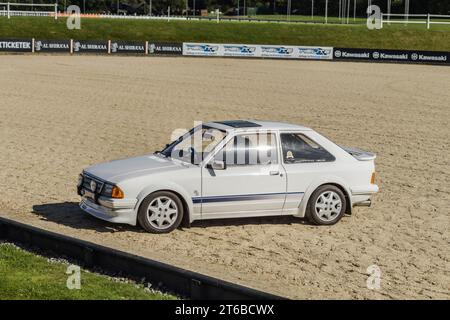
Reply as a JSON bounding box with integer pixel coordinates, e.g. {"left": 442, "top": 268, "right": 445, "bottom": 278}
{"left": 0, "top": 16, "right": 449, "bottom": 51}
{"left": 229, "top": 14, "right": 450, "bottom": 24}
{"left": 222, "top": 14, "right": 368, "bottom": 24}
{"left": 0, "top": 243, "right": 177, "bottom": 300}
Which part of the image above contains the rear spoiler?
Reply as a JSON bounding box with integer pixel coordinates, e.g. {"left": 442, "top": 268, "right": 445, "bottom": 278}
{"left": 341, "top": 146, "right": 376, "bottom": 161}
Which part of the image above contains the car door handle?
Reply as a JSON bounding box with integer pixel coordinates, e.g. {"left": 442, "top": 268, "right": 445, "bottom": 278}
{"left": 269, "top": 171, "right": 280, "bottom": 176}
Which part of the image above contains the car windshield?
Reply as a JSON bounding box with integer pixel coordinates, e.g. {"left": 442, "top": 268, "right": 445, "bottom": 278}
{"left": 159, "top": 125, "right": 227, "bottom": 165}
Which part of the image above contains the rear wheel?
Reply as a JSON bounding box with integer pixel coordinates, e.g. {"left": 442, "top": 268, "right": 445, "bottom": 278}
{"left": 306, "top": 185, "right": 346, "bottom": 225}
{"left": 137, "top": 191, "right": 183, "bottom": 233}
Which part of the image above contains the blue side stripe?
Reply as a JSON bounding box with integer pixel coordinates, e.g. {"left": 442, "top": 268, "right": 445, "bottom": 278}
{"left": 192, "top": 192, "right": 304, "bottom": 204}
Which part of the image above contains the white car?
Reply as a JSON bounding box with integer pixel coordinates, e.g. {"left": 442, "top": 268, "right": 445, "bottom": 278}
{"left": 77, "top": 120, "right": 378, "bottom": 233}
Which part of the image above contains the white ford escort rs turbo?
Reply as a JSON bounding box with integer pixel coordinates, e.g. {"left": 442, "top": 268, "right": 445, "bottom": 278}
{"left": 77, "top": 120, "right": 378, "bottom": 233}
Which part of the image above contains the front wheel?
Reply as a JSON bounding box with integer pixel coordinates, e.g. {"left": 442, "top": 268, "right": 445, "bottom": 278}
{"left": 305, "top": 185, "right": 346, "bottom": 225}
{"left": 137, "top": 191, "right": 184, "bottom": 233}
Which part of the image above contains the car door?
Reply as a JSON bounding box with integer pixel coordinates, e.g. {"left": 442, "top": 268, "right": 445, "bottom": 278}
{"left": 200, "top": 131, "right": 287, "bottom": 219}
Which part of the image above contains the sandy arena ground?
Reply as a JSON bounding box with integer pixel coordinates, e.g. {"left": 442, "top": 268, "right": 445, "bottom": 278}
{"left": 0, "top": 55, "right": 449, "bottom": 299}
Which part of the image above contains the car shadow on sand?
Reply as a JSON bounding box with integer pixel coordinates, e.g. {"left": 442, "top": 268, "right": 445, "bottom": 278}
{"left": 32, "top": 202, "right": 312, "bottom": 233}
{"left": 191, "top": 215, "right": 311, "bottom": 229}
{"left": 32, "top": 202, "right": 141, "bottom": 233}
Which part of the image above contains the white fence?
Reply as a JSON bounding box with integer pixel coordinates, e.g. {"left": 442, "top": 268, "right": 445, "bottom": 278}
{"left": 98, "top": 14, "right": 190, "bottom": 21}
{"left": 0, "top": 10, "right": 54, "bottom": 17}
{"left": 382, "top": 13, "right": 450, "bottom": 29}
{"left": 0, "top": 2, "right": 57, "bottom": 19}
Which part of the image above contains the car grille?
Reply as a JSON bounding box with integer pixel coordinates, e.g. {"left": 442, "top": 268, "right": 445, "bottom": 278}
{"left": 82, "top": 174, "right": 105, "bottom": 194}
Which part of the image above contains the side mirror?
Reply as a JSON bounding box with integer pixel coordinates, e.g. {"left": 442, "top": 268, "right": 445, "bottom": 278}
{"left": 207, "top": 159, "right": 226, "bottom": 170}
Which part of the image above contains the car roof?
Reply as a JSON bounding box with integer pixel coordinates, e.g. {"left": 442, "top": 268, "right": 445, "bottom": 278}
{"left": 206, "top": 120, "right": 312, "bottom": 131}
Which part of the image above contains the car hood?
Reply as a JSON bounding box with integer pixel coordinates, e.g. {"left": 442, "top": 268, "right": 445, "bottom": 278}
{"left": 84, "top": 154, "right": 182, "bottom": 183}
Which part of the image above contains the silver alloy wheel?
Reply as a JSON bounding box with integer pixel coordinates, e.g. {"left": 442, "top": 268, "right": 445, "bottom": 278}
{"left": 146, "top": 196, "right": 179, "bottom": 230}
{"left": 314, "top": 191, "right": 342, "bottom": 222}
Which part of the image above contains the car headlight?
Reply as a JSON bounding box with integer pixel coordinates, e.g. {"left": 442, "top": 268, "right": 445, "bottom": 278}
{"left": 102, "top": 183, "right": 113, "bottom": 196}
{"left": 102, "top": 183, "right": 124, "bottom": 199}
{"left": 77, "top": 174, "right": 83, "bottom": 187}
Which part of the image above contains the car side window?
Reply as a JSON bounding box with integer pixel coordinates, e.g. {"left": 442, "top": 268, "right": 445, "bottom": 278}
{"left": 214, "top": 133, "right": 278, "bottom": 166}
{"left": 280, "top": 133, "right": 335, "bottom": 163}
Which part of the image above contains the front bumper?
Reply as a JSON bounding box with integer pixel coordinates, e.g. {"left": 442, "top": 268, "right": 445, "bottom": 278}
{"left": 79, "top": 197, "right": 137, "bottom": 226}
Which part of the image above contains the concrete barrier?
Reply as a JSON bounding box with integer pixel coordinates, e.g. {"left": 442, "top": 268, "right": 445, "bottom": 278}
{"left": 0, "top": 217, "right": 285, "bottom": 300}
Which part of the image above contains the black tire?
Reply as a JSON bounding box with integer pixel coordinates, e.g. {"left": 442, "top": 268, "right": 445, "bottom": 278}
{"left": 137, "top": 191, "right": 184, "bottom": 234}
{"left": 305, "top": 185, "right": 346, "bottom": 225}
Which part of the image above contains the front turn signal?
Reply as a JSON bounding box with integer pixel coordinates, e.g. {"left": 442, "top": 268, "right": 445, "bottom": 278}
{"left": 111, "top": 186, "right": 124, "bottom": 199}
{"left": 371, "top": 172, "right": 376, "bottom": 184}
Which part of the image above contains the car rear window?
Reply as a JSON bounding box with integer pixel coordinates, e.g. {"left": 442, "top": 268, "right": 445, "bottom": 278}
{"left": 280, "top": 133, "right": 335, "bottom": 163}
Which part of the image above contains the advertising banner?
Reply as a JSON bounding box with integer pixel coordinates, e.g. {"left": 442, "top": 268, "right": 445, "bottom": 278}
{"left": 409, "top": 51, "right": 450, "bottom": 64}
{"left": 73, "top": 40, "right": 108, "bottom": 54}
{"left": 183, "top": 43, "right": 223, "bottom": 56}
{"left": 297, "top": 46, "right": 333, "bottom": 60}
{"left": 183, "top": 43, "right": 333, "bottom": 60}
{"left": 0, "top": 39, "right": 32, "bottom": 52}
{"left": 260, "top": 45, "right": 297, "bottom": 59}
{"left": 110, "top": 41, "right": 146, "bottom": 54}
{"left": 334, "top": 48, "right": 450, "bottom": 64}
{"left": 34, "top": 40, "right": 70, "bottom": 53}
{"left": 222, "top": 44, "right": 261, "bottom": 57}
{"left": 2, "top": 36, "right": 448, "bottom": 66}
{"left": 148, "top": 42, "right": 182, "bottom": 55}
